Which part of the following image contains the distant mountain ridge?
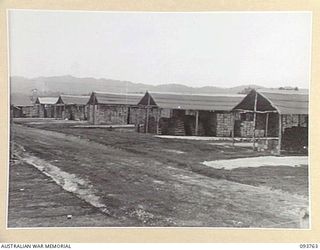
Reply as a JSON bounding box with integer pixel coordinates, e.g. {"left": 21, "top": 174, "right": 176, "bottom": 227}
{"left": 10, "top": 75, "right": 269, "bottom": 97}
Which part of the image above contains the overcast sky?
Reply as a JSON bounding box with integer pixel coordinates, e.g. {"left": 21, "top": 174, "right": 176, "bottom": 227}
{"left": 8, "top": 10, "right": 312, "bottom": 88}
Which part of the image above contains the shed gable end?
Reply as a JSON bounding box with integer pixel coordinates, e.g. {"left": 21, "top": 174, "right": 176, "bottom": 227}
{"left": 138, "top": 92, "right": 157, "bottom": 106}
{"left": 233, "top": 90, "right": 277, "bottom": 112}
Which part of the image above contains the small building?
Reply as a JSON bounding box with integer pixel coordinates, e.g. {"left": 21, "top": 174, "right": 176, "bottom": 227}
{"left": 55, "top": 95, "right": 89, "bottom": 120}
{"left": 34, "top": 97, "right": 59, "bottom": 118}
{"left": 134, "top": 91, "right": 244, "bottom": 135}
{"left": 232, "top": 89, "right": 308, "bottom": 154}
{"left": 87, "top": 91, "right": 143, "bottom": 125}
{"left": 10, "top": 94, "right": 36, "bottom": 118}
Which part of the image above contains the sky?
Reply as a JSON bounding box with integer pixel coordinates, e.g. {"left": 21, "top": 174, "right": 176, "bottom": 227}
{"left": 8, "top": 10, "right": 312, "bottom": 88}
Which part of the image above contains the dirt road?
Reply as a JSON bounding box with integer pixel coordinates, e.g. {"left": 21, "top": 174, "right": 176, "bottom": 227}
{"left": 8, "top": 124, "right": 308, "bottom": 228}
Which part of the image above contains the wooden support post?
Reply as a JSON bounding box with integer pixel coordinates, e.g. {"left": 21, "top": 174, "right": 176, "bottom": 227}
{"left": 278, "top": 114, "right": 282, "bottom": 155}
{"left": 64, "top": 104, "right": 67, "bottom": 119}
{"left": 252, "top": 91, "right": 258, "bottom": 151}
{"left": 232, "top": 112, "right": 235, "bottom": 147}
{"left": 92, "top": 96, "right": 96, "bottom": 125}
{"left": 126, "top": 107, "right": 130, "bottom": 125}
{"left": 195, "top": 110, "right": 199, "bottom": 136}
{"left": 265, "top": 112, "right": 269, "bottom": 137}
{"left": 145, "top": 93, "right": 151, "bottom": 133}
{"left": 145, "top": 107, "right": 149, "bottom": 133}
{"left": 94, "top": 105, "right": 97, "bottom": 124}
{"left": 156, "top": 108, "right": 160, "bottom": 135}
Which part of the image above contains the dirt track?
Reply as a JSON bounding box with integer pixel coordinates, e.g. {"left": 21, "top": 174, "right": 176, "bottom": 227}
{"left": 8, "top": 123, "right": 309, "bottom": 228}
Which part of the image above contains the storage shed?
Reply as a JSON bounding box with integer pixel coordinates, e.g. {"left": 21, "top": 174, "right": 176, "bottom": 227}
{"left": 34, "top": 97, "right": 59, "bottom": 118}
{"left": 134, "top": 91, "right": 244, "bottom": 135}
{"left": 87, "top": 91, "right": 143, "bottom": 125}
{"left": 232, "top": 89, "right": 308, "bottom": 154}
{"left": 55, "top": 95, "right": 89, "bottom": 120}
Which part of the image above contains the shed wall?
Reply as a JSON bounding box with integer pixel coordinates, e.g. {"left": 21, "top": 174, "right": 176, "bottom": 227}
{"left": 64, "top": 105, "right": 87, "bottom": 120}
{"left": 88, "top": 104, "right": 129, "bottom": 125}
{"left": 216, "top": 112, "right": 233, "bottom": 137}
{"left": 129, "top": 106, "right": 160, "bottom": 133}
{"left": 35, "top": 104, "right": 55, "bottom": 118}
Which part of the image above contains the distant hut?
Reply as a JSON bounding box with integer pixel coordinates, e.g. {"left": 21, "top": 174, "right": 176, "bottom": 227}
{"left": 34, "top": 97, "right": 59, "bottom": 118}
{"left": 10, "top": 94, "right": 36, "bottom": 118}
{"left": 134, "top": 91, "right": 244, "bottom": 135}
{"left": 55, "top": 95, "right": 89, "bottom": 120}
{"left": 232, "top": 89, "right": 308, "bottom": 154}
{"left": 87, "top": 91, "right": 143, "bottom": 125}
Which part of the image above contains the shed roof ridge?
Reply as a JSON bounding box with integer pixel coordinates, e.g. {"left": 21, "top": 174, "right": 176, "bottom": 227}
{"left": 60, "top": 94, "right": 89, "bottom": 98}
{"left": 93, "top": 91, "right": 143, "bottom": 96}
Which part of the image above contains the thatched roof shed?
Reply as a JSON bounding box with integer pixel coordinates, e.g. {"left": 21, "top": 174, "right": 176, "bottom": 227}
{"left": 232, "top": 89, "right": 309, "bottom": 154}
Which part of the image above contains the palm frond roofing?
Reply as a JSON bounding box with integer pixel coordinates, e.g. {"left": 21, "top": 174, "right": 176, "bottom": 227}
{"left": 11, "top": 95, "right": 34, "bottom": 106}
{"left": 35, "top": 97, "right": 59, "bottom": 105}
{"left": 57, "top": 95, "right": 90, "bottom": 105}
{"left": 139, "top": 92, "right": 245, "bottom": 111}
{"left": 260, "top": 90, "right": 309, "bottom": 114}
{"left": 89, "top": 91, "right": 144, "bottom": 105}
{"left": 233, "top": 89, "right": 309, "bottom": 115}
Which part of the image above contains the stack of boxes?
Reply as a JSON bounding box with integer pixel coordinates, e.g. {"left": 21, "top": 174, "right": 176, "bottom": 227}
{"left": 240, "top": 121, "right": 254, "bottom": 137}
{"left": 240, "top": 121, "right": 265, "bottom": 137}
{"left": 282, "top": 114, "right": 308, "bottom": 131}
{"left": 216, "top": 113, "right": 233, "bottom": 137}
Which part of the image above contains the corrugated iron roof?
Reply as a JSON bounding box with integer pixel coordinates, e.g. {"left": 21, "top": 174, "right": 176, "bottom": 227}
{"left": 11, "top": 94, "right": 34, "bottom": 107}
{"left": 35, "top": 97, "right": 59, "bottom": 105}
{"left": 233, "top": 90, "right": 309, "bottom": 114}
{"left": 89, "top": 91, "right": 143, "bottom": 105}
{"left": 57, "top": 95, "right": 90, "bottom": 105}
{"left": 139, "top": 92, "right": 245, "bottom": 111}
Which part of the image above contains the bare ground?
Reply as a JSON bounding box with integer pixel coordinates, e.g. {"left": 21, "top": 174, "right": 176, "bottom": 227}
{"left": 8, "top": 120, "right": 309, "bottom": 228}
{"left": 17, "top": 119, "right": 308, "bottom": 196}
{"left": 8, "top": 160, "right": 129, "bottom": 227}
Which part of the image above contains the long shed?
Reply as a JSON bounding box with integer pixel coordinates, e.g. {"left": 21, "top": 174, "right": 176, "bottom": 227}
{"left": 232, "top": 89, "right": 308, "bottom": 154}
{"left": 135, "top": 91, "right": 244, "bottom": 136}
{"left": 55, "top": 95, "right": 89, "bottom": 120}
{"left": 87, "top": 91, "right": 143, "bottom": 125}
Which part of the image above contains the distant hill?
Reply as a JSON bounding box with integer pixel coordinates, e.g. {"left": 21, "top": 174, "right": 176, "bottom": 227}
{"left": 10, "top": 75, "right": 267, "bottom": 97}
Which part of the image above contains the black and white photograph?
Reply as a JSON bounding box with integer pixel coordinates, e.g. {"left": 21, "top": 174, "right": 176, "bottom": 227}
{"left": 7, "top": 10, "right": 311, "bottom": 229}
